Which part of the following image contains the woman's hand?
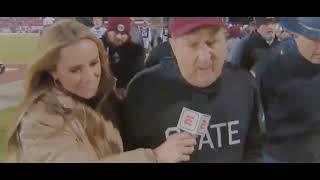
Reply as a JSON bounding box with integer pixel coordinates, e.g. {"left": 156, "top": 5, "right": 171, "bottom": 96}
{"left": 153, "top": 132, "right": 197, "bottom": 163}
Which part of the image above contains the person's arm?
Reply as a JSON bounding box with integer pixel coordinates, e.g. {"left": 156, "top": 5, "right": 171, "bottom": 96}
{"left": 100, "top": 148, "right": 157, "bottom": 163}
{"left": 102, "top": 131, "right": 197, "bottom": 163}
{"left": 16, "top": 110, "right": 157, "bottom": 163}
{"left": 132, "top": 44, "right": 146, "bottom": 73}
{"left": 122, "top": 74, "right": 153, "bottom": 151}
{"left": 160, "top": 28, "right": 163, "bottom": 39}
{"left": 251, "top": 59, "right": 267, "bottom": 81}
{"left": 145, "top": 46, "right": 159, "bottom": 68}
{"left": 148, "top": 28, "right": 152, "bottom": 42}
{"left": 17, "top": 113, "right": 95, "bottom": 162}
{"left": 131, "top": 26, "right": 144, "bottom": 47}
{"left": 250, "top": 49, "right": 267, "bottom": 79}
{"left": 243, "top": 79, "right": 263, "bottom": 162}
{"left": 251, "top": 49, "right": 277, "bottom": 86}
{"left": 101, "top": 114, "right": 156, "bottom": 163}
{"left": 240, "top": 42, "right": 252, "bottom": 71}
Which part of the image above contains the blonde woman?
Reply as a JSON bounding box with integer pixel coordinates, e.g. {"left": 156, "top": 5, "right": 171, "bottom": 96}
{"left": 7, "top": 20, "right": 196, "bottom": 163}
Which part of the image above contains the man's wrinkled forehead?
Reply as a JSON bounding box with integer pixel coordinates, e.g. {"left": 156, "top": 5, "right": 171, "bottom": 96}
{"left": 260, "top": 22, "right": 277, "bottom": 26}
{"left": 93, "top": 17, "right": 103, "bottom": 20}
{"left": 174, "top": 26, "right": 222, "bottom": 39}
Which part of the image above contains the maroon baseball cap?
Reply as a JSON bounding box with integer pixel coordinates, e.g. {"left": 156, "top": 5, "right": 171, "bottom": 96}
{"left": 169, "top": 17, "right": 225, "bottom": 38}
{"left": 107, "top": 17, "right": 132, "bottom": 35}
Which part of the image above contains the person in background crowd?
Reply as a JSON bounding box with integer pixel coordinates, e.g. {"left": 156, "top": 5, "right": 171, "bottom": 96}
{"left": 144, "top": 39, "right": 173, "bottom": 68}
{"left": 275, "top": 24, "right": 293, "bottom": 42}
{"left": 254, "top": 17, "right": 320, "bottom": 163}
{"left": 75, "top": 17, "right": 94, "bottom": 27}
{"left": 157, "top": 36, "right": 163, "bottom": 46}
{"left": 41, "top": 17, "right": 55, "bottom": 34}
{"left": 43, "top": 17, "right": 55, "bottom": 28}
{"left": 140, "top": 21, "right": 152, "bottom": 51}
{"left": 226, "top": 25, "right": 241, "bottom": 63}
{"left": 228, "top": 25, "right": 251, "bottom": 66}
{"left": 240, "top": 24, "right": 249, "bottom": 38}
{"left": 0, "top": 61, "right": 5, "bottom": 74}
{"left": 90, "top": 17, "right": 107, "bottom": 39}
{"left": 149, "top": 27, "right": 159, "bottom": 49}
{"left": 160, "top": 26, "right": 169, "bottom": 43}
{"left": 277, "top": 32, "right": 296, "bottom": 54}
{"left": 101, "top": 17, "right": 146, "bottom": 99}
{"left": 144, "top": 24, "right": 172, "bottom": 68}
{"left": 7, "top": 19, "right": 196, "bottom": 163}
{"left": 123, "top": 17, "right": 262, "bottom": 162}
{"left": 248, "top": 21, "right": 257, "bottom": 35}
{"left": 239, "top": 17, "right": 280, "bottom": 72}
{"left": 130, "top": 17, "right": 144, "bottom": 47}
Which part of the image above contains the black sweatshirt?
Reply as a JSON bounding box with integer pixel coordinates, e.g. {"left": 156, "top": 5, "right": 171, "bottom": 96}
{"left": 101, "top": 35, "right": 146, "bottom": 89}
{"left": 257, "top": 45, "right": 320, "bottom": 162}
{"left": 123, "top": 58, "right": 262, "bottom": 162}
{"left": 145, "top": 41, "right": 173, "bottom": 68}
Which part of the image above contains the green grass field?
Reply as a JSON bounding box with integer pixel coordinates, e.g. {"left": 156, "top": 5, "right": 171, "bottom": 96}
{"left": 0, "top": 33, "right": 37, "bottom": 161}
{"left": 0, "top": 106, "right": 17, "bottom": 161}
{"left": 0, "top": 33, "right": 39, "bottom": 64}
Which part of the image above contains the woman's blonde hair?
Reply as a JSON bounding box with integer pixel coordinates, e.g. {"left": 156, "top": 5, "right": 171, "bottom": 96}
{"left": 23, "top": 19, "right": 114, "bottom": 100}
{"left": 13, "top": 19, "right": 116, "bottom": 159}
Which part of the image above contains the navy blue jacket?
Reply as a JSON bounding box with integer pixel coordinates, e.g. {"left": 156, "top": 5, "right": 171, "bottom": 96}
{"left": 240, "top": 32, "right": 280, "bottom": 71}
{"left": 257, "top": 45, "right": 320, "bottom": 162}
{"left": 145, "top": 41, "right": 173, "bottom": 68}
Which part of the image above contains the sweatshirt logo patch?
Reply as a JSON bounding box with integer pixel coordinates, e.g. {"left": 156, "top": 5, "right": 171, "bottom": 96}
{"left": 177, "top": 107, "right": 211, "bottom": 135}
{"left": 165, "top": 109, "right": 241, "bottom": 150}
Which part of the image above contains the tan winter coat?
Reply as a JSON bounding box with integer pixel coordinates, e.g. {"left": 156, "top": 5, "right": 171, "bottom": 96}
{"left": 7, "top": 87, "right": 157, "bottom": 163}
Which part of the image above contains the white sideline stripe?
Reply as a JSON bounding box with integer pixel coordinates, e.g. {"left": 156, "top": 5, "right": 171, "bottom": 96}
{"left": 0, "top": 80, "right": 23, "bottom": 110}
{"left": 5, "top": 68, "right": 19, "bottom": 72}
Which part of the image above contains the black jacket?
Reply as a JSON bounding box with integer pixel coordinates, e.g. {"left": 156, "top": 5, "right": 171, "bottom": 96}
{"left": 145, "top": 41, "right": 173, "bottom": 68}
{"left": 252, "top": 38, "right": 297, "bottom": 81}
{"left": 257, "top": 45, "right": 320, "bottom": 162}
{"left": 101, "top": 35, "right": 146, "bottom": 89}
{"left": 240, "top": 32, "right": 280, "bottom": 71}
{"left": 123, "top": 58, "right": 262, "bottom": 162}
